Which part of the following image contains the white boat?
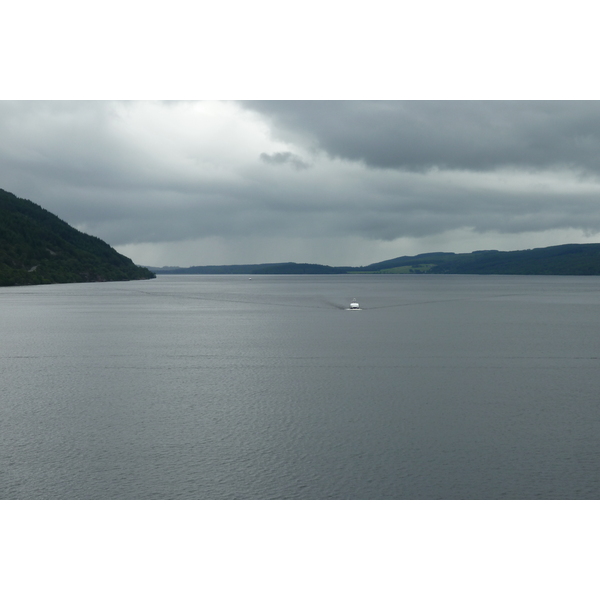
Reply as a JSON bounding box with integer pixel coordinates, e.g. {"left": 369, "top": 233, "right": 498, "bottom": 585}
{"left": 349, "top": 298, "right": 360, "bottom": 310}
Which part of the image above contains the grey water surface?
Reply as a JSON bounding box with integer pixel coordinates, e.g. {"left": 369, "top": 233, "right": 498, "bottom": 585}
{"left": 1, "top": 274, "right": 599, "bottom": 499}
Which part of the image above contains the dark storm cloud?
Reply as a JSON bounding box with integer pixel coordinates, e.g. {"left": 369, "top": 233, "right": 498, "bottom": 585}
{"left": 3, "top": 100, "right": 600, "bottom": 267}
{"left": 241, "top": 101, "right": 600, "bottom": 174}
{"left": 260, "top": 151, "right": 309, "bottom": 169}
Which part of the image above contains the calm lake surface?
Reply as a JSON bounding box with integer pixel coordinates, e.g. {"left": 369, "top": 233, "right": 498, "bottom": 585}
{"left": 2, "top": 274, "right": 600, "bottom": 499}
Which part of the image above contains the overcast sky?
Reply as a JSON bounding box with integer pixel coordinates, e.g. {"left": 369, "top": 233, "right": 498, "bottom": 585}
{"left": 3, "top": 100, "right": 600, "bottom": 267}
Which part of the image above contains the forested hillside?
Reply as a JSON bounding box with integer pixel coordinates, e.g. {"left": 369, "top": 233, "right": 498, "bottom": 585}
{"left": 360, "top": 245, "right": 600, "bottom": 275}
{"left": 0, "top": 188, "right": 155, "bottom": 286}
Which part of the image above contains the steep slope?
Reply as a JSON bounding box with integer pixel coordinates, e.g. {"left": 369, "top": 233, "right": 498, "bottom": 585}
{"left": 0, "top": 188, "right": 155, "bottom": 286}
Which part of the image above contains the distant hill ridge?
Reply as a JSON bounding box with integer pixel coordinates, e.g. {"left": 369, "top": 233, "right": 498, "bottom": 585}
{"left": 0, "top": 188, "right": 155, "bottom": 286}
{"left": 152, "top": 262, "right": 350, "bottom": 275}
{"left": 152, "top": 244, "right": 600, "bottom": 276}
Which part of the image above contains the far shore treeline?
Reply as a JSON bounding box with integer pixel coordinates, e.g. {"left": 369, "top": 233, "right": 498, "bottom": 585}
{"left": 152, "top": 244, "right": 600, "bottom": 276}
{"left": 0, "top": 188, "right": 155, "bottom": 286}
{"left": 5, "top": 186, "right": 600, "bottom": 287}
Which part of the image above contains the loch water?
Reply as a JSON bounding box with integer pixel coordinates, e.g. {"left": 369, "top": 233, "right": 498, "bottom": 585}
{"left": 1, "top": 274, "right": 600, "bottom": 499}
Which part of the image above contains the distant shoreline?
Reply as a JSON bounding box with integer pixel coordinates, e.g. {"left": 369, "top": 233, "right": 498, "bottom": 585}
{"left": 147, "top": 243, "right": 600, "bottom": 276}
